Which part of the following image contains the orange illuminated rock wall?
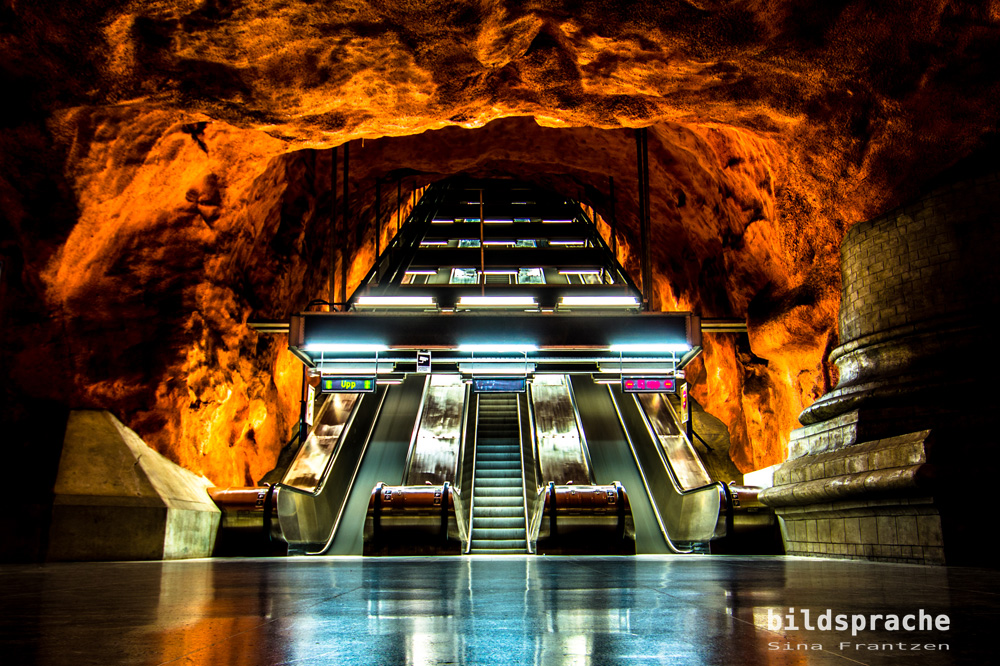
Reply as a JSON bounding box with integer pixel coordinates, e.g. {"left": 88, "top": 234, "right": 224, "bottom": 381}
{"left": 2, "top": 1, "right": 998, "bottom": 485}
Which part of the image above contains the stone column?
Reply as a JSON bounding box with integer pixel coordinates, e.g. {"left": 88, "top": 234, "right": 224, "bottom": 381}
{"left": 761, "top": 170, "right": 1000, "bottom": 566}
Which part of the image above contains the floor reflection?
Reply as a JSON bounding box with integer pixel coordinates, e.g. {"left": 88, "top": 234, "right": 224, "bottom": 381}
{"left": 1, "top": 556, "right": 984, "bottom": 665}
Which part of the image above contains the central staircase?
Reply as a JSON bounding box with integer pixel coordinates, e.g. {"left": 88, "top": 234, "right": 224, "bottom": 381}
{"left": 470, "top": 394, "right": 527, "bottom": 553}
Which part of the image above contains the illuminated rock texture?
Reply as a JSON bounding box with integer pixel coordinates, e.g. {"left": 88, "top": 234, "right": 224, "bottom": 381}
{"left": 2, "top": 1, "right": 999, "bottom": 493}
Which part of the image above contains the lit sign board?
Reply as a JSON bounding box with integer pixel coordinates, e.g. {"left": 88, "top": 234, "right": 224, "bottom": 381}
{"left": 320, "top": 377, "right": 377, "bottom": 393}
{"left": 622, "top": 377, "right": 675, "bottom": 393}
{"left": 472, "top": 378, "right": 526, "bottom": 393}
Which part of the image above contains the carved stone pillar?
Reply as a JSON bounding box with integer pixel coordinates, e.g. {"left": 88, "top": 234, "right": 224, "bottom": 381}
{"left": 761, "top": 170, "right": 1000, "bottom": 565}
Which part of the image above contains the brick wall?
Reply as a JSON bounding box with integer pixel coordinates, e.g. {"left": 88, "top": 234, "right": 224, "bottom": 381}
{"left": 840, "top": 172, "right": 1000, "bottom": 342}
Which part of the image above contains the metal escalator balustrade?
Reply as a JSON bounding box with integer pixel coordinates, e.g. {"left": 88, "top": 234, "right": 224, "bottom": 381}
{"left": 470, "top": 394, "right": 528, "bottom": 553}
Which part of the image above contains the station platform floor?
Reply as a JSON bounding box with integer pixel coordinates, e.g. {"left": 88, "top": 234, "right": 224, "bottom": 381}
{"left": 1, "top": 555, "right": 996, "bottom": 665}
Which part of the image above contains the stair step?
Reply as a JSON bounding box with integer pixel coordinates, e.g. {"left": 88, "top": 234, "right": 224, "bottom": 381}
{"left": 475, "top": 461, "right": 521, "bottom": 471}
{"left": 473, "top": 499, "right": 522, "bottom": 509}
{"left": 474, "top": 487, "right": 522, "bottom": 497}
{"left": 473, "top": 517, "right": 526, "bottom": 528}
{"left": 475, "top": 469, "right": 522, "bottom": 479}
{"left": 473, "top": 479, "right": 521, "bottom": 489}
{"left": 473, "top": 507, "right": 523, "bottom": 518}
{"left": 472, "top": 529, "right": 526, "bottom": 542}
{"left": 470, "top": 539, "right": 527, "bottom": 551}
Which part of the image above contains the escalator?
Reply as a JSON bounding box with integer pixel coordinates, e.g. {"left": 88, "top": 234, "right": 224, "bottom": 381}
{"left": 216, "top": 370, "right": 770, "bottom": 557}
{"left": 469, "top": 394, "right": 528, "bottom": 553}
{"left": 272, "top": 375, "right": 426, "bottom": 555}
{"left": 569, "top": 375, "right": 671, "bottom": 554}
{"left": 569, "top": 374, "right": 724, "bottom": 552}
{"left": 324, "top": 376, "right": 427, "bottom": 554}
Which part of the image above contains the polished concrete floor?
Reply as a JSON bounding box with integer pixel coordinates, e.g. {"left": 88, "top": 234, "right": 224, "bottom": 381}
{"left": 1, "top": 555, "right": 997, "bottom": 665}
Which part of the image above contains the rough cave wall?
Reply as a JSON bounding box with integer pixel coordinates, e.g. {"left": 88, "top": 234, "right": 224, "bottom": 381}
{"left": 0, "top": 111, "right": 872, "bottom": 486}
{"left": 2, "top": 1, "right": 999, "bottom": 487}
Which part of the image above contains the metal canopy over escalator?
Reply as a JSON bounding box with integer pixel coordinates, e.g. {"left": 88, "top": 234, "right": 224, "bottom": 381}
{"left": 286, "top": 177, "right": 701, "bottom": 380}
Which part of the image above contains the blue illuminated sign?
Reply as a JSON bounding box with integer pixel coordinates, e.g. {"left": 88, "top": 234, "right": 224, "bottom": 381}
{"left": 472, "top": 378, "right": 526, "bottom": 393}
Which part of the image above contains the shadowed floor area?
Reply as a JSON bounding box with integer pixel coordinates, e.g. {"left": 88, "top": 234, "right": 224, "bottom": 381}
{"left": 1, "top": 556, "right": 995, "bottom": 665}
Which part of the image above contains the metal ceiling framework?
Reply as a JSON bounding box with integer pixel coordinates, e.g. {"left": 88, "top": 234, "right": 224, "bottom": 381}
{"left": 283, "top": 177, "right": 706, "bottom": 382}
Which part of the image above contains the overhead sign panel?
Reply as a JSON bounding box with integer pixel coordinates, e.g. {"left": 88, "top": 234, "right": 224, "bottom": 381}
{"left": 320, "top": 377, "right": 377, "bottom": 393}
{"left": 472, "top": 378, "right": 527, "bottom": 393}
{"left": 622, "top": 377, "right": 675, "bottom": 393}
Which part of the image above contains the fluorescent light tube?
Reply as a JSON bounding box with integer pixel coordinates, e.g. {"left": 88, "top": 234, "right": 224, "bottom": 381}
{"left": 559, "top": 296, "right": 639, "bottom": 307}
{"left": 458, "top": 296, "right": 537, "bottom": 307}
{"left": 609, "top": 343, "right": 691, "bottom": 353}
{"left": 458, "top": 344, "right": 538, "bottom": 353}
{"left": 303, "top": 343, "right": 388, "bottom": 353}
{"left": 355, "top": 296, "right": 435, "bottom": 307}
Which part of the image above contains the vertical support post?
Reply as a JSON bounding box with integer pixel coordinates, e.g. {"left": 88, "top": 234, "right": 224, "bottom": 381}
{"left": 642, "top": 130, "right": 652, "bottom": 309}
{"left": 635, "top": 128, "right": 652, "bottom": 311}
{"left": 479, "top": 188, "right": 485, "bottom": 295}
{"left": 609, "top": 175, "right": 617, "bottom": 256}
{"left": 298, "top": 365, "right": 308, "bottom": 447}
{"left": 341, "top": 141, "right": 350, "bottom": 309}
{"left": 374, "top": 177, "right": 381, "bottom": 283}
{"left": 686, "top": 380, "right": 693, "bottom": 441}
{"left": 397, "top": 179, "right": 402, "bottom": 233}
{"left": 329, "top": 146, "right": 337, "bottom": 309}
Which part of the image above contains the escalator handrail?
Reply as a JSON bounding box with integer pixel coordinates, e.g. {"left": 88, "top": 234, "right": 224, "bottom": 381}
{"left": 454, "top": 384, "right": 474, "bottom": 552}
{"left": 515, "top": 393, "right": 535, "bottom": 554}
{"left": 401, "top": 375, "right": 432, "bottom": 483}
{"left": 451, "top": 484, "right": 469, "bottom": 548}
{"left": 310, "top": 387, "right": 389, "bottom": 554}
{"left": 523, "top": 389, "right": 545, "bottom": 497}
{"left": 462, "top": 397, "right": 481, "bottom": 554}
{"left": 522, "top": 389, "right": 549, "bottom": 554}
{"left": 565, "top": 376, "right": 598, "bottom": 485}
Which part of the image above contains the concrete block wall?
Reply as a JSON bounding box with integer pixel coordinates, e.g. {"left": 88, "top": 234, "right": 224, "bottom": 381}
{"left": 779, "top": 505, "right": 945, "bottom": 564}
{"left": 47, "top": 410, "right": 220, "bottom": 561}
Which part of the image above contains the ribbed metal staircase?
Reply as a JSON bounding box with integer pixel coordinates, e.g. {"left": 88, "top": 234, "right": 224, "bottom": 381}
{"left": 470, "top": 394, "right": 527, "bottom": 553}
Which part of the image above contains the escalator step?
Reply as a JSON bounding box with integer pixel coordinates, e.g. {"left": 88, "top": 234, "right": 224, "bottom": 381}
{"left": 472, "top": 493, "right": 524, "bottom": 506}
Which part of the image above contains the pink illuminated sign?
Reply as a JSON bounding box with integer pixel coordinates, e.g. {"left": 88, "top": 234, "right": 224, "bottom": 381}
{"left": 622, "top": 377, "right": 675, "bottom": 393}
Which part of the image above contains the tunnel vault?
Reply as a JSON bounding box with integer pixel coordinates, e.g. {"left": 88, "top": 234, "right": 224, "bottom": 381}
{"left": 2, "top": 2, "right": 999, "bottom": 555}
